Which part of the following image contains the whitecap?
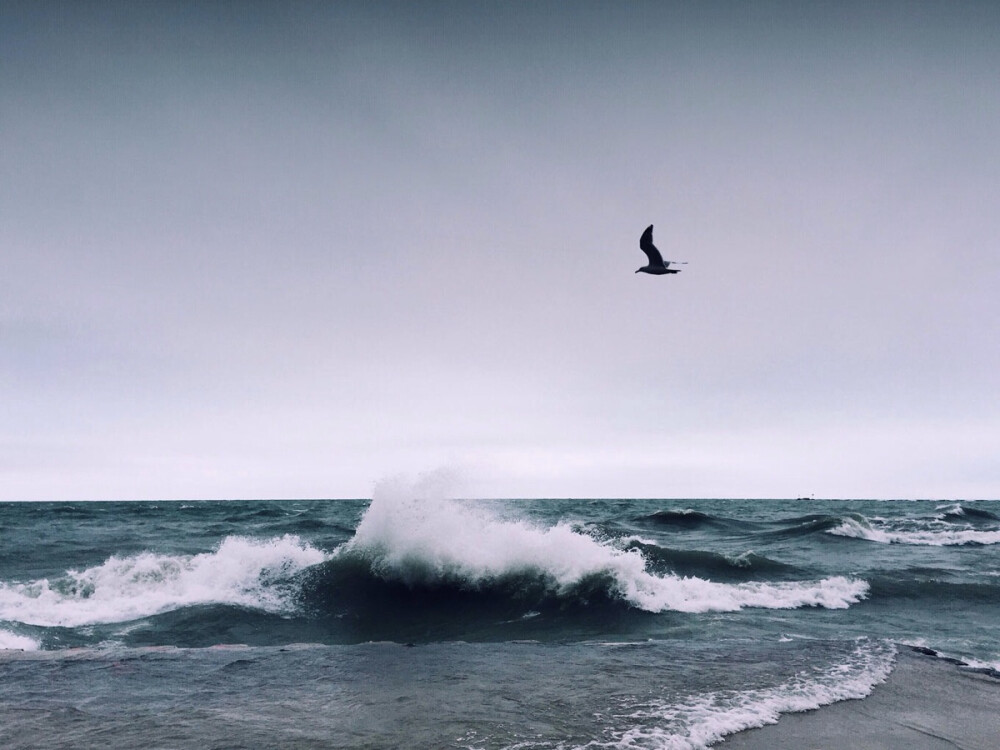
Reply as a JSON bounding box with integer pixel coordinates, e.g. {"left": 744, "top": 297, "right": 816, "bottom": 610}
{"left": 0, "top": 629, "right": 40, "bottom": 651}
{"left": 343, "top": 482, "right": 868, "bottom": 614}
{"left": 0, "top": 535, "right": 328, "bottom": 628}
{"left": 830, "top": 517, "right": 1000, "bottom": 546}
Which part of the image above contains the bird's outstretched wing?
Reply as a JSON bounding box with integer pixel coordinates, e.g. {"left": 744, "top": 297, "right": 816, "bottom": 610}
{"left": 639, "top": 225, "right": 664, "bottom": 266}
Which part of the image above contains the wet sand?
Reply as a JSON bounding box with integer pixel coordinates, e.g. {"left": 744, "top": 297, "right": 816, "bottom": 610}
{"left": 721, "top": 648, "right": 1000, "bottom": 749}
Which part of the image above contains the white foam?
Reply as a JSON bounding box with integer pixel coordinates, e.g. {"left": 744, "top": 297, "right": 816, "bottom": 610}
{"left": 0, "top": 629, "right": 40, "bottom": 651}
{"left": 0, "top": 535, "right": 328, "bottom": 628}
{"left": 343, "top": 483, "right": 868, "bottom": 613}
{"left": 608, "top": 640, "right": 896, "bottom": 749}
{"left": 830, "top": 517, "right": 1000, "bottom": 546}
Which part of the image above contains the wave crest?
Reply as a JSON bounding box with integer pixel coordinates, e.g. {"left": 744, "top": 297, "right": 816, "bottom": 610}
{"left": 0, "top": 535, "right": 328, "bottom": 628}
{"left": 632, "top": 509, "right": 743, "bottom": 531}
{"left": 340, "top": 486, "right": 868, "bottom": 614}
{"left": 936, "top": 504, "right": 1000, "bottom": 523}
{"left": 628, "top": 541, "right": 801, "bottom": 582}
{"left": 830, "top": 516, "right": 1000, "bottom": 546}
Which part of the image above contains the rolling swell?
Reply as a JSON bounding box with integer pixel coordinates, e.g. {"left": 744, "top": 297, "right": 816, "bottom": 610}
{"left": 115, "top": 604, "right": 329, "bottom": 649}
{"left": 867, "top": 576, "right": 1000, "bottom": 606}
{"left": 296, "top": 555, "right": 643, "bottom": 642}
{"left": 763, "top": 514, "right": 862, "bottom": 539}
{"left": 632, "top": 509, "right": 749, "bottom": 532}
{"left": 752, "top": 511, "right": 1000, "bottom": 546}
{"left": 937, "top": 504, "right": 1000, "bottom": 523}
{"left": 624, "top": 541, "right": 802, "bottom": 582}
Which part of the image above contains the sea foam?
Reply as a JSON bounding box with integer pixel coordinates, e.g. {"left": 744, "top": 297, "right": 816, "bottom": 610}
{"left": 610, "top": 639, "right": 896, "bottom": 750}
{"left": 342, "top": 484, "right": 868, "bottom": 613}
{"left": 830, "top": 516, "right": 1000, "bottom": 546}
{"left": 0, "top": 535, "right": 328, "bottom": 628}
{"left": 0, "top": 629, "right": 40, "bottom": 651}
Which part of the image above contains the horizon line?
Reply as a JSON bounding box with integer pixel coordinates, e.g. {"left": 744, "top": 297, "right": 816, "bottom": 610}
{"left": 2, "top": 496, "right": 997, "bottom": 503}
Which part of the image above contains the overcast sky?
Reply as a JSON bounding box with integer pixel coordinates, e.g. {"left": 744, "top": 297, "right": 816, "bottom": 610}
{"left": 3, "top": 1, "right": 999, "bottom": 501}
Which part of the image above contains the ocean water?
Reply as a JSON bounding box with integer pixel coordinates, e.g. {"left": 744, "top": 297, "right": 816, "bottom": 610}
{"left": 2, "top": 489, "right": 999, "bottom": 748}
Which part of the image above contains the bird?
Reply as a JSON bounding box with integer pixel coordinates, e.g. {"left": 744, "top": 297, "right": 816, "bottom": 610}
{"left": 636, "top": 224, "right": 685, "bottom": 275}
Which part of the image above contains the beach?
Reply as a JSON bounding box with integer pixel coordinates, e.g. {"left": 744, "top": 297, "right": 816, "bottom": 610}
{"left": 723, "top": 648, "right": 1000, "bottom": 750}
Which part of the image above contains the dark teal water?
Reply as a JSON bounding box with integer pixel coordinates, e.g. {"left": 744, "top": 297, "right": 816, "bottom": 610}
{"left": 2, "top": 492, "right": 998, "bottom": 748}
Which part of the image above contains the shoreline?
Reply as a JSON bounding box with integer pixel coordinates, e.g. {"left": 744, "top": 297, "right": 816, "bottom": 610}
{"left": 719, "top": 647, "right": 1000, "bottom": 749}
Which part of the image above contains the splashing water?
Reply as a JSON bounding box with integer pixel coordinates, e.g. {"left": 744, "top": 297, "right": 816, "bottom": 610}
{"left": 0, "top": 535, "right": 328, "bottom": 628}
{"left": 341, "top": 482, "right": 868, "bottom": 613}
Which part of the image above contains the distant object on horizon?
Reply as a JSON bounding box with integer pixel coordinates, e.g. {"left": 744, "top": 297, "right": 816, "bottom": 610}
{"left": 636, "top": 224, "right": 686, "bottom": 275}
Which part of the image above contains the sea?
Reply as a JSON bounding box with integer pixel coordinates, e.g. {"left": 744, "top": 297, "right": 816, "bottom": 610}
{"left": 2, "top": 486, "right": 999, "bottom": 749}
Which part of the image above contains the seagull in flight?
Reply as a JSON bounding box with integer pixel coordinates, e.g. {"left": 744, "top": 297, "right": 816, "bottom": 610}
{"left": 636, "top": 224, "right": 685, "bottom": 275}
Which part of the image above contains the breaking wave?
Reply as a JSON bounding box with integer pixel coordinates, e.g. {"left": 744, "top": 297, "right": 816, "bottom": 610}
{"left": 336, "top": 486, "right": 868, "bottom": 614}
{"left": 935, "top": 503, "right": 1000, "bottom": 522}
{"left": 829, "top": 516, "right": 1000, "bottom": 546}
{"left": 0, "top": 535, "right": 328, "bottom": 628}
